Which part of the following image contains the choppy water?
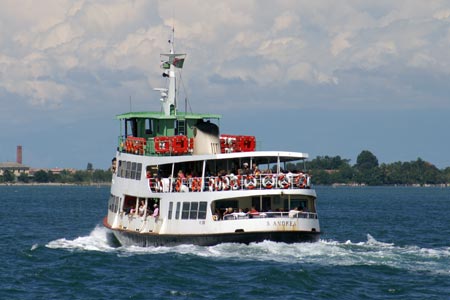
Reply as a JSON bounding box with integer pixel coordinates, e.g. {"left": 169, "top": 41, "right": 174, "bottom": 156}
{"left": 0, "top": 185, "right": 449, "bottom": 299}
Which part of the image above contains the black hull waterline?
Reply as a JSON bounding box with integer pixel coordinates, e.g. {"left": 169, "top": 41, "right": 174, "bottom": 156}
{"left": 108, "top": 228, "right": 320, "bottom": 247}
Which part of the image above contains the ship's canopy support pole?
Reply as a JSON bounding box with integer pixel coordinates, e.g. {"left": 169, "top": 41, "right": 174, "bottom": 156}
{"left": 201, "top": 160, "right": 206, "bottom": 192}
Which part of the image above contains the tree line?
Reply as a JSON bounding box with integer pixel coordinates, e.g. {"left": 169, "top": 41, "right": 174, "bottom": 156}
{"left": 1, "top": 168, "right": 112, "bottom": 184}
{"left": 287, "top": 150, "right": 450, "bottom": 186}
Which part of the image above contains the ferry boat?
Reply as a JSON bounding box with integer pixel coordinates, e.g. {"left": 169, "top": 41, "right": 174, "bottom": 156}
{"left": 103, "top": 34, "right": 321, "bottom": 247}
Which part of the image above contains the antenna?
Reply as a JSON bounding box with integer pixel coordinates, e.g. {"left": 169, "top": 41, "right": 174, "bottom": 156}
{"left": 129, "top": 96, "right": 132, "bottom": 112}
{"left": 155, "top": 26, "right": 186, "bottom": 116}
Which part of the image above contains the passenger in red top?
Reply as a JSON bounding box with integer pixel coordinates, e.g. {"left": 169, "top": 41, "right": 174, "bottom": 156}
{"left": 249, "top": 206, "right": 259, "bottom": 216}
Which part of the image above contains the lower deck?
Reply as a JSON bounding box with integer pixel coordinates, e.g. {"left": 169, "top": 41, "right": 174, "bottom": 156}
{"left": 106, "top": 224, "right": 320, "bottom": 247}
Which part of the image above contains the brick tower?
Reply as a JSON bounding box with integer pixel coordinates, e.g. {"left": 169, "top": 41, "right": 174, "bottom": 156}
{"left": 16, "top": 145, "right": 22, "bottom": 164}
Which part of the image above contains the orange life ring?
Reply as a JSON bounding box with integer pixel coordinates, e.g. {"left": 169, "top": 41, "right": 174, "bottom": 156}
{"left": 263, "top": 175, "right": 274, "bottom": 189}
{"left": 175, "top": 178, "right": 182, "bottom": 192}
{"left": 244, "top": 175, "right": 256, "bottom": 189}
{"left": 222, "top": 176, "right": 230, "bottom": 190}
{"left": 229, "top": 176, "right": 240, "bottom": 190}
{"left": 154, "top": 136, "right": 171, "bottom": 154}
{"left": 295, "top": 174, "right": 307, "bottom": 188}
{"left": 171, "top": 135, "right": 189, "bottom": 154}
{"left": 278, "top": 174, "right": 290, "bottom": 189}
{"left": 209, "top": 178, "right": 216, "bottom": 191}
{"left": 214, "top": 177, "right": 223, "bottom": 191}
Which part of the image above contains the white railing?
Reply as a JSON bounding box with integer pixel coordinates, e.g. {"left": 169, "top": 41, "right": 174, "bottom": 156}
{"left": 221, "top": 211, "right": 318, "bottom": 221}
{"left": 148, "top": 173, "right": 311, "bottom": 193}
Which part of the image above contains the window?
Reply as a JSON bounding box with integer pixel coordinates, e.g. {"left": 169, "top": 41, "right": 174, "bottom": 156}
{"left": 198, "top": 202, "right": 207, "bottom": 219}
{"left": 131, "top": 162, "right": 137, "bottom": 179}
{"left": 291, "top": 199, "right": 308, "bottom": 210}
{"left": 145, "top": 119, "right": 153, "bottom": 134}
{"left": 181, "top": 202, "right": 190, "bottom": 219}
{"left": 251, "top": 197, "right": 262, "bottom": 211}
{"left": 168, "top": 202, "right": 173, "bottom": 220}
{"left": 175, "top": 202, "right": 181, "bottom": 220}
{"left": 117, "top": 160, "right": 143, "bottom": 181}
{"left": 118, "top": 160, "right": 124, "bottom": 177}
{"left": 136, "top": 163, "right": 142, "bottom": 179}
{"left": 189, "top": 202, "right": 198, "bottom": 219}
{"left": 108, "top": 194, "right": 114, "bottom": 211}
{"left": 125, "top": 161, "right": 131, "bottom": 178}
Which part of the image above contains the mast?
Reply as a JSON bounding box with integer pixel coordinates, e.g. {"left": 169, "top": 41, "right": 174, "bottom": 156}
{"left": 154, "top": 28, "right": 186, "bottom": 116}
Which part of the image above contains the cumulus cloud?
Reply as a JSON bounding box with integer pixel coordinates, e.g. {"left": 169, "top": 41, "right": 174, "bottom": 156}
{"left": 0, "top": 0, "right": 450, "bottom": 113}
{"left": 331, "top": 32, "right": 352, "bottom": 56}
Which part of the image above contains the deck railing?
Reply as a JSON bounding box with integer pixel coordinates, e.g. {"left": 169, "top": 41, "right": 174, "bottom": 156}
{"left": 148, "top": 173, "right": 311, "bottom": 193}
{"left": 222, "top": 211, "right": 318, "bottom": 220}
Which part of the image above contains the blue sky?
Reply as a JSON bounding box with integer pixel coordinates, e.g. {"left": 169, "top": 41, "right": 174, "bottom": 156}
{"left": 1, "top": 0, "right": 450, "bottom": 169}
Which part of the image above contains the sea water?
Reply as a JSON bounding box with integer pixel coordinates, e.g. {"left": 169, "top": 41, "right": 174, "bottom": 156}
{"left": 0, "top": 185, "right": 449, "bottom": 299}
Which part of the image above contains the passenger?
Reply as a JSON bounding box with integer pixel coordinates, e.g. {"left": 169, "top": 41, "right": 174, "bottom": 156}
{"left": 214, "top": 208, "right": 223, "bottom": 220}
{"left": 223, "top": 207, "right": 234, "bottom": 218}
{"left": 152, "top": 204, "right": 159, "bottom": 217}
{"left": 252, "top": 163, "right": 261, "bottom": 176}
{"left": 265, "top": 207, "right": 274, "bottom": 217}
{"left": 160, "top": 177, "right": 171, "bottom": 192}
{"left": 242, "top": 163, "right": 251, "bottom": 175}
{"left": 111, "top": 157, "right": 117, "bottom": 173}
{"left": 154, "top": 176, "right": 163, "bottom": 192}
{"left": 138, "top": 200, "right": 146, "bottom": 216}
{"left": 289, "top": 207, "right": 299, "bottom": 218}
{"left": 286, "top": 170, "right": 294, "bottom": 185}
{"left": 263, "top": 168, "right": 272, "bottom": 174}
{"left": 249, "top": 206, "right": 259, "bottom": 217}
{"left": 236, "top": 208, "right": 247, "bottom": 218}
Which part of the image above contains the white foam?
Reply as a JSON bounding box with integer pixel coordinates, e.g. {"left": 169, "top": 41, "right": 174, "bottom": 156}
{"left": 46, "top": 225, "right": 115, "bottom": 252}
{"left": 45, "top": 228, "right": 450, "bottom": 275}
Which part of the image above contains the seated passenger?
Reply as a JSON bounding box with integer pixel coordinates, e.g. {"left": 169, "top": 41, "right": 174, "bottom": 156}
{"left": 223, "top": 207, "right": 234, "bottom": 218}
{"left": 289, "top": 207, "right": 299, "bottom": 218}
{"left": 252, "top": 163, "right": 261, "bottom": 176}
{"left": 213, "top": 208, "right": 222, "bottom": 220}
{"left": 234, "top": 208, "right": 247, "bottom": 218}
{"left": 249, "top": 206, "right": 259, "bottom": 216}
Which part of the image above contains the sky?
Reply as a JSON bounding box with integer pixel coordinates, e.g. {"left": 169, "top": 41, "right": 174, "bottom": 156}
{"left": 1, "top": 0, "right": 450, "bottom": 170}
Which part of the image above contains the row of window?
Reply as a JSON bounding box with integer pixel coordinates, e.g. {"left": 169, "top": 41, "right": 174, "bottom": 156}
{"left": 108, "top": 194, "right": 121, "bottom": 213}
{"left": 168, "top": 201, "right": 208, "bottom": 220}
{"left": 117, "top": 160, "right": 142, "bottom": 180}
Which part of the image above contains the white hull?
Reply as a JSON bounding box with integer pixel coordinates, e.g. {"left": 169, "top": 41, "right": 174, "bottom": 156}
{"left": 105, "top": 151, "right": 321, "bottom": 246}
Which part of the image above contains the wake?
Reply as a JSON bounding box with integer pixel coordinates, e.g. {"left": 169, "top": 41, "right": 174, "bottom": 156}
{"left": 44, "top": 227, "right": 450, "bottom": 275}
{"left": 46, "top": 225, "right": 118, "bottom": 252}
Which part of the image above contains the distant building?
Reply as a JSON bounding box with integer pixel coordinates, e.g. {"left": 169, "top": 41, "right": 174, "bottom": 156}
{"left": 0, "top": 145, "right": 30, "bottom": 177}
{"left": 0, "top": 162, "right": 30, "bottom": 176}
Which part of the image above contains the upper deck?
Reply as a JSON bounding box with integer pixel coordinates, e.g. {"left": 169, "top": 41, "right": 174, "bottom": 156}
{"left": 116, "top": 110, "right": 262, "bottom": 157}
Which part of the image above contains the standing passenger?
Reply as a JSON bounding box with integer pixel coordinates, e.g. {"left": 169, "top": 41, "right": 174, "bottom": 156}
{"left": 152, "top": 204, "right": 159, "bottom": 217}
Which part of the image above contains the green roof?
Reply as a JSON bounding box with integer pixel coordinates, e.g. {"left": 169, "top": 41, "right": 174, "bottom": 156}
{"left": 116, "top": 111, "right": 221, "bottom": 120}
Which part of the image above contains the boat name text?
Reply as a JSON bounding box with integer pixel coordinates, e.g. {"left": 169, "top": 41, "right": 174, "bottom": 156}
{"left": 267, "top": 221, "right": 297, "bottom": 227}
